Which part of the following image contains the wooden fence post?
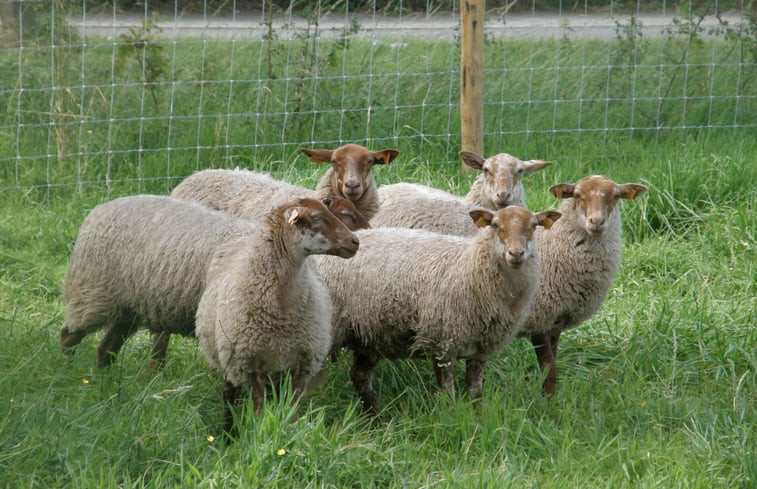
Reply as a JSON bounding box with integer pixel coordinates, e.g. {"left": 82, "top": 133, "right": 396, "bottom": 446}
{"left": 460, "top": 0, "right": 484, "bottom": 169}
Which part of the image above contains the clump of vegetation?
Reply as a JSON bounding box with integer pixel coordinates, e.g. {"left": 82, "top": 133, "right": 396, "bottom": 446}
{"left": 115, "top": 13, "right": 167, "bottom": 112}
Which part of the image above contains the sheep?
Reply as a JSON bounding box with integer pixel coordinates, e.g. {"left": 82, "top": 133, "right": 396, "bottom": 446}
{"left": 195, "top": 197, "right": 359, "bottom": 433}
{"left": 60, "top": 195, "right": 254, "bottom": 368}
{"left": 371, "top": 151, "right": 552, "bottom": 236}
{"left": 312, "top": 205, "right": 561, "bottom": 413}
{"left": 171, "top": 143, "right": 399, "bottom": 223}
{"left": 171, "top": 170, "right": 370, "bottom": 232}
{"left": 59, "top": 194, "right": 354, "bottom": 370}
{"left": 520, "top": 175, "right": 647, "bottom": 395}
{"left": 163, "top": 170, "right": 371, "bottom": 366}
{"left": 162, "top": 160, "right": 382, "bottom": 368}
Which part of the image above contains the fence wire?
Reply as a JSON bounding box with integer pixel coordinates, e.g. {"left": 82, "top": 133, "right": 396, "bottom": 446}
{"left": 0, "top": 1, "right": 754, "bottom": 192}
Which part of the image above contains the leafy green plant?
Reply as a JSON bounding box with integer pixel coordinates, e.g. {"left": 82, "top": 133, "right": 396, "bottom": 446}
{"left": 711, "top": 9, "right": 757, "bottom": 93}
{"left": 115, "top": 13, "right": 167, "bottom": 112}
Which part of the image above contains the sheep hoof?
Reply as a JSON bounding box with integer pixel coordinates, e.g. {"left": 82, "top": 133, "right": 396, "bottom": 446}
{"left": 60, "top": 327, "right": 86, "bottom": 354}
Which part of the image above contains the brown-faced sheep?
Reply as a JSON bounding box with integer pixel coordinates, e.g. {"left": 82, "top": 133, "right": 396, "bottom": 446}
{"left": 195, "top": 198, "right": 359, "bottom": 434}
{"left": 521, "top": 175, "right": 647, "bottom": 395}
{"left": 313, "top": 206, "right": 561, "bottom": 413}
{"left": 371, "top": 151, "right": 552, "bottom": 235}
{"left": 171, "top": 143, "right": 399, "bottom": 223}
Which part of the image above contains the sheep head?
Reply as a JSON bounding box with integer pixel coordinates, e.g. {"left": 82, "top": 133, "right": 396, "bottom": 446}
{"left": 283, "top": 198, "right": 360, "bottom": 259}
{"left": 320, "top": 196, "right": 371, "bottom": 231}
{"left": 549, "top": 175, "right": 647, "bottom": 237}
{"left": 301, "top": 144, "right": 399, "bottom": 201}
{"left": 460, "top": 151, "right": 552, "bottom": 208}
{"left": 469, "top": 206, "right": 561, "bottom": 268}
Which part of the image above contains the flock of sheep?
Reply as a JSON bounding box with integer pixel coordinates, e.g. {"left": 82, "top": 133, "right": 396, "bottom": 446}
{"left": 59, "top": 143, "right": 646, "bottom": 436}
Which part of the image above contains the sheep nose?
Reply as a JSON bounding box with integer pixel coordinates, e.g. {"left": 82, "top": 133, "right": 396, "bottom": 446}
{"left": 589, "top": 216, "right": 605, "bottom": 227}
{"left": 508, "top": 249, "right": 524, "bottom": 259}
{"left": 495, "top": 191, "right": 511, "bottom": 206}
{"left": 506, "top": 249, "right": 525, "bottom": 265}
{"left": 343, "top": 181, "right": 363, "bottom": 200}
{"left": 351, "top": 237, "right": 360, "bottom": 247}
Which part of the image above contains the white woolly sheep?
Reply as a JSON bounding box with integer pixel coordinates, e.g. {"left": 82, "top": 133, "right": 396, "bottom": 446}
{"left": 162, "top": 166, "right": 374, "bottom": 367}
{"left": 195, "top": 197, "right": 359, "bottom": 433}
{"left": 372, "top": 151, "right": 551, "bottom": 235}
{"left": 171, "top": 170, "right": 371, "bottom": 231}
{"left": 521, "top": 175, "right": 647, "bottom": 395}
{"left": 60, "top": 194, "right": 354, "bottom": 371}
{"left": 149, "top": 198, "right": 365, "bottom": 369}
{"left": 313, "top": 205, "right": 561, "bottom": 413}
{"left": 60, "top": 195, "right": 257, "bottom": 368}
{"left": 171, "top": 143, "right": 399, "bottom": 223}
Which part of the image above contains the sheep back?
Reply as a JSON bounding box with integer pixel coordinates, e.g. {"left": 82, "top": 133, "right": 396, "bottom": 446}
{"left": 171, "top": 169, "right": 318, "bottom": 220}
{"left": 314, "top": 226, "right": 540, "bottom": 363}
{"left": 372, "top": 184, "right": 479, "bottom": 236}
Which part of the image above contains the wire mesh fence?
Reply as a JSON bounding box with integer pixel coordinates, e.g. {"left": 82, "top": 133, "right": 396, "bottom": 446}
{"left": 0, "top": 1, "right": 754, "bottom": 194}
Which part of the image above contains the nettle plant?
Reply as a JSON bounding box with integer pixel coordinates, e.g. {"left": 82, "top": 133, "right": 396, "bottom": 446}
{"left": 115, "top": 13, "right": 167, "bottom": 112}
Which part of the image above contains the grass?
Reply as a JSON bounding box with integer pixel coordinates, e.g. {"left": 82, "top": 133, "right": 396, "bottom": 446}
{"left": 2, "top": 15, "right": 755, "bottom": 192}
{"left": 0, "top": 133, "right": 754, "bottom": 487}
{"left": 1, "top": 15, "right": 756, "bottom": 489}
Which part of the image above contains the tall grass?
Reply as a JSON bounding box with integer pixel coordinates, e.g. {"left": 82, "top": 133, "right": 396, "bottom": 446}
{"left": 1, "top": 132, "right": 754, "bottom": 487}
{"left": 0, "top": 18, "right": 755, "bottom": 489}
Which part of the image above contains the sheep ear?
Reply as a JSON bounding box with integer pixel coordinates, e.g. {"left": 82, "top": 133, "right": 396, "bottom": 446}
{"left": 535, "top": 210, "right": 562, "bottom": 230}
{"left": 469, "top": 209, "right": 494, "bottom": 228}
{"left": 524, "top": 159, "right": 553, "bottom": 173}
{"left": 549, "top": 183, "right": 575, "bottom": 199}
{"left": 373, "top": 149, "right": 400, "bottom": 165}
{"left": 459, "top": 151, "right": 486, "bottom": 171}
{"left": 287, "top": 207, "right": 302, "bottom": 225}
{"left": 320, "top": 197, "right": 334, "bottom": 210}
{"left": 616, "top": 183, "right": 647, "bottom": 200}
{"left": 300, "top": 148, "right": 333, "bottom": 164}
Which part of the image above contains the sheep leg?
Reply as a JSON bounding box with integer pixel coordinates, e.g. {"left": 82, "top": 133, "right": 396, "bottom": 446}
{"left": 251, "top": 372, "right": 266, "bottom": 416}
{"left": 60, "top": 327, "right": 87, "bottom": 354}
{"left": 148, "top": 331, "right": 171, "bottom": 370}
{"left": 222, "top": 380, "right": 241, "bottom": 437}
{"left": 433, "top": 360, "right": 454, "bottom": 393}
{"left": 286, "top": 369, "right": 315, "bottom": 423}
{"left": 301, "top": 366, "right": 328, "bottom": 399}
{"left": 96, "top": 318, "right": 139, "bottom": 368}
{"left": 550, "top": 332, "right": 561, "bottom": 360}
{"left": 465, "top": 359, "right": 486, "bottom": 401}
{"left": 350, "top": 351, "right": 380, "bottom": 414}
{"left": 530, "top": 333, "right": 557, "bottom": 396}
